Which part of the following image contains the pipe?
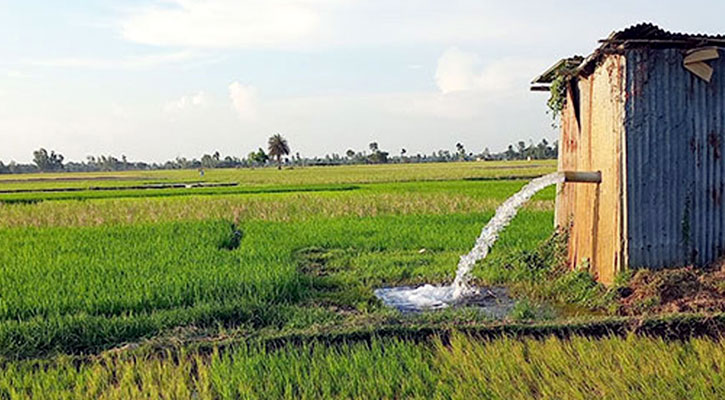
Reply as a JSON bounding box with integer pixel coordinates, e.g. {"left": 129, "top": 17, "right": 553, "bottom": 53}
{"left": 562, "top": 170, "right": 602, "bottom": 183}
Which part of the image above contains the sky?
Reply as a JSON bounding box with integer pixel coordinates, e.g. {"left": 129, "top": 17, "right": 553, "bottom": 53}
{"left": 1, "top": 1, "right": 724, "bottom": 163}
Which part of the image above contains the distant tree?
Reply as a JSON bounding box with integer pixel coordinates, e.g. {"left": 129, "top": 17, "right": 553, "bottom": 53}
{"left": 0, "top": 160, "right": 7, "bottom": 174}
{"left": 201, "top": 154, "right": 217, "bottom": 168}
{"left": 257, "top": 149, "right": 268, "bottom": 164}
{"left": 98, "top": 155, "right": 121, "bottom": 171}
{"left": 171, "top": 156, "right": 195, "bottom": 169}
{"left": 346, "top": 149, "right": 355, "bottom": 159}
{"left": 32, "top": 148, "right": 64, "bottom": 172}
{"left": 516, "top": 141, "right": 526, "bottom": 159}
{"left": 455, "top": 142, "right": 466, "bottom": 160}
{"left": 248, "top": 148, "right": 269, "bottom": 166}
{"left": 504, "top": 145, "right": 516, "bottom": 160}
{"left": 364, "top": 141, "right": 388, "bottom": 164}
{"left": 369, "top": 150, "right": 389, "bottom": 164}
{"left": 268, "top": 134, "right": 290, "bottom": 170}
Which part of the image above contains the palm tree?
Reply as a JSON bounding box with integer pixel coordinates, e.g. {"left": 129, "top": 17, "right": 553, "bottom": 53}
{"left": 267, "top": 134, "right": 290, "bottom": 170}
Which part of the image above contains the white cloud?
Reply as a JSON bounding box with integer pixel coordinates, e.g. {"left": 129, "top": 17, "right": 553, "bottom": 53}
{"left": 228, "top": 82, "right": 259, "bottom": 121}
{"left": 119, "top": 0, "right": 511, "bottom": 49}
{"left": 435, "top": 47, "right": 545, "bottom": 94}
{"left": 121, "top": 0, "right": 323, "bottom": 48}
{"left": 5, "top": 69, "right": 33, "bottom": 79}
{"left": 164, "top": 91, "right": 209, "bottom": 113}
{"left": 383, "top": 91, "right": 484, "bottom": 120}
{"left": 29, "top": 50, "right": 199, "bottom": 69}
{"left": 435, "top": 47, "right": 482, "bottom": 94}
{"left": 0, "top": 86, "right": 554, "bottom": 164}
{"left": 111, "top": 103, "right": 130, "bottom": 119}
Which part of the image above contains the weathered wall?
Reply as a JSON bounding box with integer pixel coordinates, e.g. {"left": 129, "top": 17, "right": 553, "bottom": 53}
{"left": 625, "top": 48, "right": 725, "bottom": 268}
{"left": 557, "top": 54, "right": 626, "bottom": 284}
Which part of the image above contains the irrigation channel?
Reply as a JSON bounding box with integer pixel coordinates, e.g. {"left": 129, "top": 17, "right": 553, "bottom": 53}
{"left": 375, "top": 172, "right": 565, "bottom": 312}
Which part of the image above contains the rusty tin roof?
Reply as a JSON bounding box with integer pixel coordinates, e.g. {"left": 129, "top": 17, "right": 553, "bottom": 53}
{"left": 532, "top": 23, "right": 725, "bottom": 87}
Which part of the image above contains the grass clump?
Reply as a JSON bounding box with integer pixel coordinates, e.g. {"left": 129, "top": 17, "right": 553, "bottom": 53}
{"left": 477, "top": 230, "right": 615, "bottom": 315}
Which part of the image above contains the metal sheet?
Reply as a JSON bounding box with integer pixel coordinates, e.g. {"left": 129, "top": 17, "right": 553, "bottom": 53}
{"left": 625, "top": 47, "right": 725, "bottom": 268}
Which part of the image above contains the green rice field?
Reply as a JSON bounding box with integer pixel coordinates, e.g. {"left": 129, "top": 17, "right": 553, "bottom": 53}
{"left": 1, "top": 160, "right": 721, "bottom": 398}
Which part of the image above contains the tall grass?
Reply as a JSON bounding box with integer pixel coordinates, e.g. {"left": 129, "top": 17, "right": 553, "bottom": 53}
{"left": 1, "top": 333, "right": 723, "bottom": 399}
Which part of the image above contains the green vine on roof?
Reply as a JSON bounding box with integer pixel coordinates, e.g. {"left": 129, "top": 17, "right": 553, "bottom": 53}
{"left": 547, "top": 74, "right": 568, "bottom": 124}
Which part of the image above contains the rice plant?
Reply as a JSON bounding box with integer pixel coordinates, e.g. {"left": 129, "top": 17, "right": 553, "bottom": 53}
{"left": 1, "top": 333, "right": 723, "bottom": 399}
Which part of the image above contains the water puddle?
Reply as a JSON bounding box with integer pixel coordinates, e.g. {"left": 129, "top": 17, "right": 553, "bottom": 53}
{"left": 374, "top": 285, "right": 514, "bottom": 316}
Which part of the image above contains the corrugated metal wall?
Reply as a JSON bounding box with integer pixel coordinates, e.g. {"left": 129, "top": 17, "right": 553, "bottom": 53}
{"left": 625, "top": 48, "right": 725, "bottom": 268}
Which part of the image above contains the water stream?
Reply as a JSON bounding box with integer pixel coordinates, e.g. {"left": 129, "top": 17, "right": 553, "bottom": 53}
{"left": 375, "top": 172, "right": 564, "bottom": 312}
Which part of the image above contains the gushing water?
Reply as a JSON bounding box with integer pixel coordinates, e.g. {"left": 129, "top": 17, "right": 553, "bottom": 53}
{"left": 375, "top": 172, "right": 564, "bottom": 312}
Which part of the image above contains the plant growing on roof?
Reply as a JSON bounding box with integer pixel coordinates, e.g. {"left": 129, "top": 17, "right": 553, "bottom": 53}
{"left": 547, "top": 74, "right": 568, "bottom": 125}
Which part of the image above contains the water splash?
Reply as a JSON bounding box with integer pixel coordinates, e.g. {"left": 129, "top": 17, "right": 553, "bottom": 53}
{"left": 451, "top": 172, "right": 565, "bottom": 297}
{"left": 375, "top": 172, "right": 564, "bottom": 312}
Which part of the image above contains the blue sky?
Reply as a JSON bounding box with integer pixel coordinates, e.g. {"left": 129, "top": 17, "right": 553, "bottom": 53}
{"left": 1, "top": 0, "right": 724, "bottom": 163}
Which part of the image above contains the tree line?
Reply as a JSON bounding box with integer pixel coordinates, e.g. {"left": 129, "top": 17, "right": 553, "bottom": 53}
{"left": 0, "top": 136, "right": 557, "bottom": 174}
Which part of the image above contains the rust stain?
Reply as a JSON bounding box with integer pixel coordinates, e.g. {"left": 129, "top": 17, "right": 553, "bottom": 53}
{"left": 557, "top": 54, "right": 625, "bottom": 285}
{"left": 712, "top": 184, "right": 723, "bottom": 206}
{"left": 707, "top": 131, "right": 722, "bottom": 161}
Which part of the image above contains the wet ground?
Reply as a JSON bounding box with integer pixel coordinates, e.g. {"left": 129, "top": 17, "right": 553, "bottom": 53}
{"left": 375, "top": 285, "right": 514, "bottom": 317}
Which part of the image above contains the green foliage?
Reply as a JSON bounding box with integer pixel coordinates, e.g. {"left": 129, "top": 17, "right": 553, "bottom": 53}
{"left": 248, "top": 148, "right": 269, "bottom": 165}
{"left": 32, "top": 148, "right": 64, "bottom": 172}
{"left": 510, "top": 300, "right": 536, "bottom": 320}
{"left": 547, "top": 74, "right": 568, "bottom": 122}
{"left": 368, "top": 150, "right": 389, "bottom": 164}
{"left": 267, "top": 134, "right": 291, "bottom": 168}
{"left": 474, "top": 229, "right": 615, "bottom": 314}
